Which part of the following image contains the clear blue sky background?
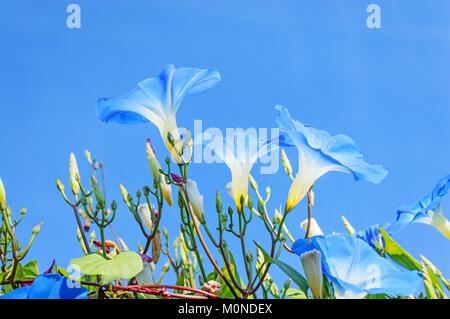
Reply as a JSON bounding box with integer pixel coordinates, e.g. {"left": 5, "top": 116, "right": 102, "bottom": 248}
{"left": 0, "top": 0, "right": 449, "bottom": 287}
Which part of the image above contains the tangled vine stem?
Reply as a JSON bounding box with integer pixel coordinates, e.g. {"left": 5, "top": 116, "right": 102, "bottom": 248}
{"left": 0, "top": 280, "right": 222, "bottom": 299}
{"left": 181, "top": 184, "right": 239, "bottom": 299}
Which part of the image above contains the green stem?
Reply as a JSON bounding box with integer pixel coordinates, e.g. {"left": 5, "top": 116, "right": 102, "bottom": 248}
{"left": 72, "top": 204, "right": 91, "bottom": 254}
{"left": 99, "top": 226, "right": 107, "bottom": 258}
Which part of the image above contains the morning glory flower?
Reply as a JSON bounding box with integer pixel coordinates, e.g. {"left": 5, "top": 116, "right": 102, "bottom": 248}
{"left": 204, "top": 131, "right": 280, "bottom": 212}
{"left": 356, "top": 222, "right": 391, "bottom": 251}
{"left": 292, "top": 233, "right": 422, "bottom": 299}
{"left": 97, "top": 64, "right": 221, "bottom": 163}
{"left": 390, "top": 175, "right": 450, "bottom": 238}
{"left": 0, "top": 274, "right": 88, "bottom": 299}
{"left": 276, "top": 105, "right": 388, "bottom": 213}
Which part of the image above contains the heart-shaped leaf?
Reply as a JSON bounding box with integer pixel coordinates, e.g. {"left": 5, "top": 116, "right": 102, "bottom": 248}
{"left": 70, "top": 251, "right": 143, "bottom": 284}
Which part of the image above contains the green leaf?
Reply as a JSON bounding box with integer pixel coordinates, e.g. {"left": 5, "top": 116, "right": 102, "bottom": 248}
{"left": 366, "top": 294, "right": 389, "bottom": 299}
{"left": 70, "top": 251, "right": 143, "bottom": 284}
{"left": 14, "top": 260, "right": 39, "bottom": 281}
{"left": 254, "top": 241, "right": 308, "bottom": 295}
{"left": 422, "top": 261, "right": 438, "bottom": 299}
{"left": 285, "top": 288, "right": 307, "bottom": 299}
{"left": 379, "top": 228, "right": 421, "bottom": 271}
{"left": 22, "top": 260, "right": 39, "bottom": 279}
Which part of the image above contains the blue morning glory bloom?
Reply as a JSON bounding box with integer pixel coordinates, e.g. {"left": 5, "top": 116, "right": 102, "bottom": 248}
{"left": 97, "top": 64, "right": 221, "bottom": 163}
{"left": 0, "top": 274, "right": 88, "bottom": 299}
{"left": 390, "top": 175, "right": 450, "bottom": 238}
{"left": 292, "top": 233, "right": 422, "bottom": 298}
{"left": 202, "top": 131, "right": 281, "bottom": 212}
{"left": 275, "top": 105, "right": 388, "bottom": 212}
{"left": 356, "top": 222, "right": 391, "bottom": 250}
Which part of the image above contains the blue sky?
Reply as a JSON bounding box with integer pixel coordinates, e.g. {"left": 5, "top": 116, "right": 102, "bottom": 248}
{"left": 0, "top": 0, "right": 449, "bottom": 287}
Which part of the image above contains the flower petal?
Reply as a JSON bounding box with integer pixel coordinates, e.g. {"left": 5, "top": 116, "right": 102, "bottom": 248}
{"left": 276, "top": 104, "right": 388, "bottom": 184}
{"left": 97, "top": 65, "right": 220, "bottom": 126}
{"left": 390, "top": 174, "right": 450, "bottom": 237}
{"left": 292, "top": 234, "right": 422, "bottom": 298}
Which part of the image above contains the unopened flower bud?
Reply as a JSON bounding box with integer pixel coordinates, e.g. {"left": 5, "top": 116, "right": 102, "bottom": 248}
{"left": 246, "top": 250, "right": 254, "bottom": 263}
{"left": 171, "top": 173, "right": 183, "bottom": 184}
{"left": 90, "top": 176, "right": 104, "bottom": 207}
{"left": 341, "top": 216, "right": 356, "bottom": 235}
{"left": 152, "top": 230, "right": 162, "bottom": 264}
{"left": 274, "top": 209, "right": 283, "bottom": 224}
{"left": 55, "top": 178, "right": 65, "bottom": 192}
{"left": 300, "top": 249, "right": 323, "bottom": 299}
{"left": 162, "top": 261, "right": 170, "bottom": 273}
{"left": 80, "top": 196, "right": 87, "bottom": 207}
{"left": 111, "top": 200, "right": 117, "bottom": 211}
{"left": 247, "top": 194, "right": 254, "bottom": 210}
{"left": 83, "top": 214, "right": 91, "bottom": 232}
{"left": 69, "top": 153, "right": 80, "bottom": 197}
{"left": 118, "top": 237, "right": 129, "bottom": 251}
{"left": 281, "top": 149, "right": 293, "bottom": 177}
{"left": 146, "top": 138, "right": 161, "bottom": 180}
{"left": 266, "top": 186, "right": 271, "bottom": 198}
{"left": 257, "top": 199, "right": 265, "bottom": 215}
{"left": 300, "top": 218, "right": 324, "bottom": 238}
{"left": 138, "top": 203, "right": 154, "bottom": 231}
{"left": 120, "top": 184, "right": 129, "bottom": 205}
{"left": 84, "top": 150, "right": 92, "bottom": 165}
{"left": 32, "top": 222, "right": 43, "bottom": 235}
{"left": 185, "top": 179, "right": 205, "bottom": 224}
{"left": 163, "top": 226, "right": 169, "bottom": 240}
{"left": 248, "top": 174, "right": 258, "bottom": 191}
{"left": 161, "top": 179, "right": 173, "bottom": 207}
{"left": 284, "top": 278, "right": 292, "bottom": 291}
{"left": 0, "top": 177, "right": 6, "bottom": 210}
{"left": 215, "top": 191, "right": 223, "bottom": 213}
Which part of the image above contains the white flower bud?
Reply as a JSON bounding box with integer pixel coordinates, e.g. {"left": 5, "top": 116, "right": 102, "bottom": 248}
{"left": 300, "top": 218, "right": 324, "bottom": 238}
{"left": 118, "top": 238, "right": 129, "bottom": 251}
{"left": 300, "top": 249, "right": 323, "bottom": 299}
{"left": 248, "top": 174, "right": 258, "bottom": 191}
{"left": 138, "top": 203, "right": 154, "bottom": 231}
{"left": 69, "top": 153, "right": 80, "bottom": 197}
{"left": 185, "top": 179, "right": 205, "bottom": 223}
{"left": 281, "top": 149, "right": 293, "bottom": 177}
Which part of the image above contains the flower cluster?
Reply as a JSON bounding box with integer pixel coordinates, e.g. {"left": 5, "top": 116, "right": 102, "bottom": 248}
{"left": 0, "top": 65, "right": 447, "bottom": 299}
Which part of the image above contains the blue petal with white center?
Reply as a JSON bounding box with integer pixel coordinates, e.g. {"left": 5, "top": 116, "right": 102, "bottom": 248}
{"left": 275, "top": 105, "right": 388, "bottom": 212}
{"left": 201, "top": 130, "right": 281, "bottom": 211}
{"left": 0, "top": 274, "right": 88, "bottom": 299}
{"left": 292, "top": 233, "right": 422, "bottom": 298}
{"left": 97, "top": 64, "right": 220, "bottom": 162}
{"left": 390, "top": 175, "right": 450, "bottom": 238}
